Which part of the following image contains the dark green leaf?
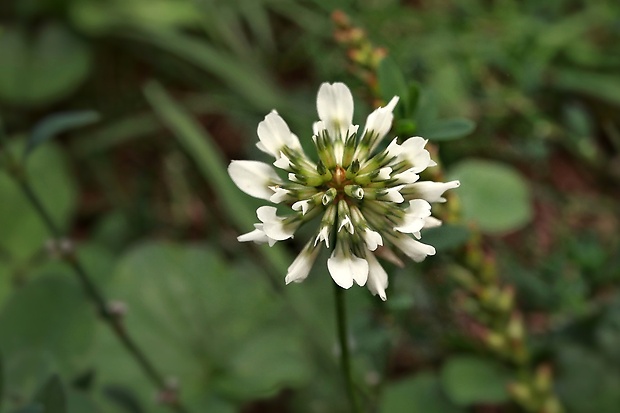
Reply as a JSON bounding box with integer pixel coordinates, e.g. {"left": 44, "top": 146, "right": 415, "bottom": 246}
{"left": 0, "top": 24, "right": 92, "bottom": 106}
{"left": 11, "top": 404, "right": 43, "bottom": 413}
{"left": 0, "top": 352, "right": 3, "bottom": 411}
{"left": 418, "top": 118, "right": 475, "bottom": 141}
{"left": 552, "top": 68, "right": 620, "bottom": 107}
{"left": 448, "top": 160, "right": 533, "bottom": 234}
{"left": 378, "top": 57, "right": 409, "bottom": 113}
{"left": 25, "top": 111, "right": 100, "bottom": 158}
{"left": 441, "top": 356, "right": 512, "bottom": 406}
{"left": 421, "top": 224, "right": 471, "bottom": 252}
{"left": 34, "top": 375, "right": 66, "bottom": 413}
{"left": 380, "top": 372, "right": 464, "bottom": 413}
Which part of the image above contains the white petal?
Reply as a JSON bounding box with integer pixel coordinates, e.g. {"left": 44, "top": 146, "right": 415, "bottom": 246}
{"left": 392, "top": 235, "right": 436, "bottom": 262}
{"left": 317, "top": 82, "right": 354, "bottom": 140}
{"left": 394, "top": 200, "right": 432, "bottom": 234}
{"left": 398, "top": 137, "right": 433, "bottom": 173}
{"left": 423, "top": 216, "right": 442, "bottom": 229}
{"left": 292, "top": 200, "right": 311, "bottom": 215}
{"left": 273, "top": 152, "right": 292, "bottom": 170}
{"left": 327, "top": 249, "right": 369, "bottom": 288}
{"left": 237, "top": 224, "right": 277, "bottom": 246}
{"left": 393, "top": 169, "right": 419, "bottom": 184}
{"left": 362, "top": 228, "right": 383, "bottom": 251}
{"left": 382, "top": 185, "right": 405, "bottom": 203}
{"left": 363, "top": 96, "right": 399, "bottom": 151}
{"left": 257, "top": 110, "right": 301, "bottom": 158}
{"left": 366, "top": 253, "right": 388, "bottom": 301}
{"left": 409, "top": 180, "right": 461, "bottom": 203}
{"left": 257, "top": 206, "right": 296, "bottom": 240}
{"left": 338, "top": 215, "right": 354, "bottom": 234}
{"left": 377, "top": 167, "right": 392, "bottom": 180}
{"left": 269, "top": 186, "right": 290, "bottom": 203}
{"left": 228, "top": 160, "right": 281, "bottom": 201}
{"left": 314, "top": 226, "right": 331, "bottom": 248}
{"left": 285, "top": 242, "right": 320, "bottom": 284}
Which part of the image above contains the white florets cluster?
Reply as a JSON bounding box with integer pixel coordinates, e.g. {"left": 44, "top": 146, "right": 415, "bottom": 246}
{"left": 228, "top": 82, "right": 459, "bottom": 300}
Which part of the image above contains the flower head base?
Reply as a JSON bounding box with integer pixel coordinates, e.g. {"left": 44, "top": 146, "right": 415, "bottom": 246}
{"left": 229, "top": 82, "right": 459, "bottom": 300}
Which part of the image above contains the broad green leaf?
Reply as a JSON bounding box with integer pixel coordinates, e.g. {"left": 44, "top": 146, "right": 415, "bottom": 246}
{"left": 93, "top": 242, "right": 310, "bottom": 407}
{"left": 448, "top": 160, "right": 532, "bottom": 234}
{"left": 380, "top": 372, "right": 464, "bottom": 413}
{"left": 0, "top": 24, "right": 92, "bottom": 106}
{"left": 378, "top": 57, "right": 409, "bottom": 114}
{"left": 34, "top": 375, "right": 66, "bottom": 413}
{"left": 0, "top": 142, "right": 77, "bottom": 261}
{"left": 421, "top": 224, "right": 471, "bottom": 252}
{"left": 418, "top": 118, "right": 475, "bottom": 141}
{"left": 0, "top": 275, "right": 95, "bottom": 377}
{"left": 441, "top": 356, "right": 512, "bottom": 406}
{"left": 26, "top": 111, "right": 100, "bottom": 158}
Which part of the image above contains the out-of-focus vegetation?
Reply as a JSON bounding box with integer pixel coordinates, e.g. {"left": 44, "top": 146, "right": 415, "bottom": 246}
{"left": 0, "top": 0, "right": 619, "bottom": 412}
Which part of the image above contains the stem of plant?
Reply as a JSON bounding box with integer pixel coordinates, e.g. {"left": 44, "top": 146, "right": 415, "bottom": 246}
{"left": 0, "top": 136, "right": 191, "bottom": 413}
{"left": 334, "top": 283, "right": 362, "bottom": 413}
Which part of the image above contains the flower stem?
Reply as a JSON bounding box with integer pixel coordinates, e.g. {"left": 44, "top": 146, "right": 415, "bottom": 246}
{"left": 334, "top": 283, "right": 362, "bottom": 413}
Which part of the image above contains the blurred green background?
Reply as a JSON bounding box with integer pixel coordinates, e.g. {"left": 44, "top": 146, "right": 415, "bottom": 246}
{"left": 0, "top": 0, "right": 619, "bottom": 412}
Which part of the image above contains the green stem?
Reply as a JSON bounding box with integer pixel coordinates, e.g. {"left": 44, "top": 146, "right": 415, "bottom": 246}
{"left": 0, "top": 138, "right": 190, "bottom": 413}
{"left": 334, "top": 283, "right": 362, "bottom": 413}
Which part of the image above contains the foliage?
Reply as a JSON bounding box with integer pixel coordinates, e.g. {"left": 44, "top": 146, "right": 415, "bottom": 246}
{"left": 1, "top": 0, "right": 619, "bottom": 412}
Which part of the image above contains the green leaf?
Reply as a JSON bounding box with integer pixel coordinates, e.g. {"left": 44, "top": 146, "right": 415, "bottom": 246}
{"left": 0, "top": 352, "right": 4, "bottom": 411}
{"left": 421, "top": 224, "right": 471, "bottom": 252}
{"left": 0, "top": 275, "right": 95, "bottom": 376}
{"left": 441, "top": 356, "right": 512, "bottom": 406}
{"left": 418, "top": 118, "right": 475, "bottom": 141}
{"left": 25, "top": 111, "right": 100, "bottom": 158}
{"left": 378, "top": 57, "right": 409, "bottom": 113}
{"left": 380, "top": 372, "right": 465, "bottom": 413}
{"left": 34, "top": 375, "right": 67, "bottom": 413}
{"left": 11, "top": 404, "right": 43, "bottom": 413}
{"left": 552, "top": 68, "right": 620, "bottom": 107}
{"left": 0, "top": 24, "right": 92, "bottom": 106}
{"left": 0, "top": 142, "right": 77, "bottom": 261}
{"left": 448, "top": 159, "right": 533, "bottom": 234}
{"left": 93, "top": 242, "right": 310, "bottom": 406}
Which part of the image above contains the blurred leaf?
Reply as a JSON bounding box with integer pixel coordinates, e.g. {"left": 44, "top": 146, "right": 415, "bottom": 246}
{"left": 441, "top": 356, "right": 511, "bottom": 406}
{"left": 143, "top": 81, "right": 290, "bottom": 273}
{"left": 556, "top": 345, "right": 620, "bottom": 413}
{"left": 552, "top": 68, "right": 620, "bottom": 107}
{"left": 136, "top": 30, "right": 283, "bottom": 111}
{"left": 93, "top": 242, "right": 310, "bottom": 407}
{"left": 102, "top": 385, "right": 144, "bottom": 413}
{"left": 0, "top": 142, "right": 77, "bottom": 261}
{"left": 0, "top": 24, "right": 92, "bottom": 106}
{"left": 380, "top": 372, "right": 465, "bottom": 413}
{"left": 448, "top": 159, "right": 533, "bottom": 234}
{"left": 0, "top": 352, "right": 3, "bottom": 411}
{"left": 0, "top": 275, "right": 95, "bottom": 378}
{"left": 11, "top": 404, "right": 43, "bottom": 413}
{"left": 378, "top": 57, "right": 409, "bottom": 113}
{"left": 34, "top": 375, "right": 66, "bottom": 413}
{"left": 421, "top": 224, "right": 471, "bottom": 252}
{"left": 418, "top": 118, "right": 475, "bottom": 141}
{"left": 25, "top": 111, "right": 100, "bottom": 158}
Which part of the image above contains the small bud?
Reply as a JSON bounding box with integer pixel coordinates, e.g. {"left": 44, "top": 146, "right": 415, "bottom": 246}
{"left": 322, "top": 188, "right": 337, "bottom": 205}
{"left": 316, "top": 160, "right": 327, "bottom": 175}
{"left": 345, "top": 185, "right": 364, "bottom": 200}
{"left": 108, "top": 300, "right": 128, "bottom": 318}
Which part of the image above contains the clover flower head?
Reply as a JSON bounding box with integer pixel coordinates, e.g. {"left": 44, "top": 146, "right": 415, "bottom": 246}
{"left": 229, "top": 82, "right": 459, "bottom": 300}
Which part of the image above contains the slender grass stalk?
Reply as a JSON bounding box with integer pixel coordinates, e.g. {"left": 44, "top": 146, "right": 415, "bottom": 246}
{"left": 0, "top": 132, "right": 191, "bottom": 413}
{"left": 334, "top": 283, "right": 362, "bottom": 413}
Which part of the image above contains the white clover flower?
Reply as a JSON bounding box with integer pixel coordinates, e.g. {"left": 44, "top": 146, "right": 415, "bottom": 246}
{"left": 228, "top": 82, "right": 460, "bottom": 300}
